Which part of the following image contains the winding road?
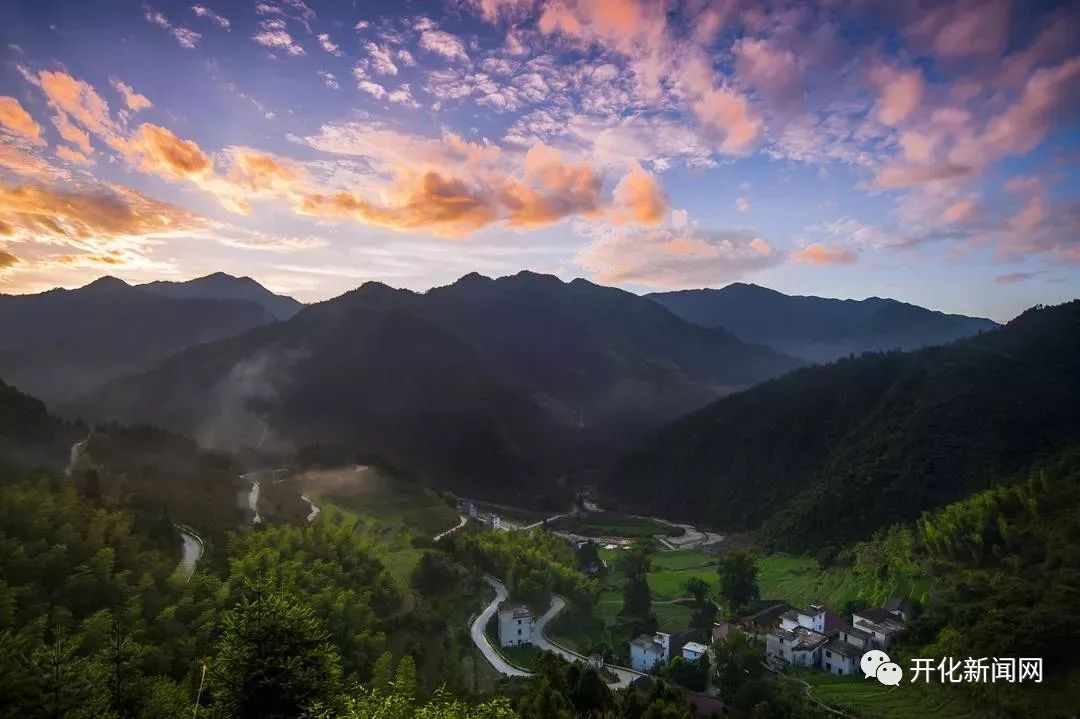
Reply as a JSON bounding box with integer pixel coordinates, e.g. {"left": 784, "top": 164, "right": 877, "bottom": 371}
{"left": 433, "top": 514, "right": 468, "bottom": 542}
{"left": 176, "top": 527, "right": 205, "bottom": 583}
{"left": 470, "top": 576, "right": 643, "bottom": 688}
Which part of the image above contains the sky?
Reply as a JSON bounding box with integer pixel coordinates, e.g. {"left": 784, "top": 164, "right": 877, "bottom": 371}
{"left": 0, "top": 0, "right": 1077, "bottom": 322}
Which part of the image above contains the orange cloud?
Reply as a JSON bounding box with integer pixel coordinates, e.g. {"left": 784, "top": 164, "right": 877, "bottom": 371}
{"left": 121, "top": 123, "right": 211, "bottom": 178}
{"left": 0, "top": 249, "right": 19, "bottom": 269}
{"left": 611, "top": 161, "right": 667, "bottom": 225}
{"left": 51, "top": 112, "right": 94, "bottom": 154}
{"left": 55, "top": 145, "right": 93, "bottom": 166}
{"left": 503, "top": 144, "right": 604, "bottom": 227}
{"left": 37, "top": 70, "right": 118, "bottom": 141}
{"left": 791, "top": 243, "right": 858, "bottom": 265}
{"left": 227, "top": 150, "right": 299, "bottom": 193}
{"left": 0, "top": 97, "right": 43, "bottom": 144}
{"left": 299, "top": 170, "right": 498, "bottom": 238}
{"left": 0, "top": 182, "right": 202, "bottom": 245}
{"left": 111, "top": 78, "right": 153, "bottom": 112}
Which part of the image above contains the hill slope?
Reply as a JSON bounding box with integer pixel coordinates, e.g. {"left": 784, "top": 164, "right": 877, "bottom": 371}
{"left": 0, "top": 277, "right": 281, "bottom": 402}
{"left": 142, "top": 272, "right": 302, "bottom": 320}
{"left": 77, "top": 272, "right": 801, "bottom": 502}
{"left": 649, "top": 283, "right": 999, "bottom": 362}
{"left": 606, "top": 300, "right": 1080, "bottom": 548}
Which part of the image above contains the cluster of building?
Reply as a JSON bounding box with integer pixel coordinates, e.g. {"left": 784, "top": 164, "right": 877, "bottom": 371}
{"left": 757, "top": 602, "right": 909, "bottom": 676}
{"left": 628, "top": 631, "right": 709, "bottom": 672}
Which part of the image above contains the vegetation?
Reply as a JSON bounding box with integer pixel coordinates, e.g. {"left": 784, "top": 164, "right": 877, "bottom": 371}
{"left": 716, "top": 549, "right": 760, "bottom": 617}
{"left": 608, "top": 301, "right": 1080, "bottom": 549}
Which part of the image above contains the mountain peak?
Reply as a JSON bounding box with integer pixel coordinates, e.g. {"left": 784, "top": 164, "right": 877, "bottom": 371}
{"left": 82, "top": 276, "right": 132, "bottom": 291}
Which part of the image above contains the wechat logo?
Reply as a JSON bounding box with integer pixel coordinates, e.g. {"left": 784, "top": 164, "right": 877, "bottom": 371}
{"left": 861, "top": 650, "right": 903, "bottom": 686}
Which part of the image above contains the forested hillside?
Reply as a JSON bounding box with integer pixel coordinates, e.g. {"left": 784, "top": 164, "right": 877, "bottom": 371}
{"left": 76, "top": 271, "right": 800, "bottom": 504}
{"left": 607, "top": 301, "right": 1080, "bottom": 549}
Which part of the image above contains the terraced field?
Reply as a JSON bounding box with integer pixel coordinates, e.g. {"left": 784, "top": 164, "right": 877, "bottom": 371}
{"left": 792, "top": 670, "right": 980, "bottom": 719}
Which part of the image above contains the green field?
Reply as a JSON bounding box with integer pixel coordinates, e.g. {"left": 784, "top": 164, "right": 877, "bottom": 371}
{"left": 756, "top": 554, "right": 924, "bottom": 610}
{"left": 791, "top": 670, "right": 981, "bottom": 719}
{"left": 551, "top": 512, "right": 681, "bottom": 539}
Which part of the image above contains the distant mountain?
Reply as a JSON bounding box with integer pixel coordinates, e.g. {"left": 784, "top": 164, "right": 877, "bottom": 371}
{"left": 0, "top": 277, "right": 281, "bottom": 402}
{"left": 649, "top": 284, "right": 999, "bottom": 362}
{"left": 77, "top": 271, "right": 802, "bottom": 503}
{"left": 605, "top": 300, "right": 1080, "bottom": 549}
{"left": 142, "top": 272, "right": 302, "bottom": 320}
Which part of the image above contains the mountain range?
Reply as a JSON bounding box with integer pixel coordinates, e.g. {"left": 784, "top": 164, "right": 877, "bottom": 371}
{"left": 605, "top": 300, "right": 1080, "bottom": 548}
{"left": 72, "top": 271, "right": 800, "bottom": 503}
{"left": 649, "top": 283, "right": 998, "bottom": 362}
{"left": 0, "top": 273, "right": 295, "bottom": 402}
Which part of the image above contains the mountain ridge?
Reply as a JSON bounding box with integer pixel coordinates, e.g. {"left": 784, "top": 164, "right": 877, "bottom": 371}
{"left": 649, "top": 283, "right": 999, "bottom": 362}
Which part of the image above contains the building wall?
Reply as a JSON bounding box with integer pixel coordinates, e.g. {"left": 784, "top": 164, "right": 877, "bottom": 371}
{"left": 765, "top": 634, "right": 792, "bottom": 664}
{"left": 682, "top": 647, "right": 704, "bottom": 662}
{"left": 498, "top": 613, "right": 533, "bottom": 647}
{"left": 792, "top": 647, "right": 821, "bottom": 668}
{"left": 823, "top": 650, "right": 858, "bottom": 676}
{"left": 630, "top": 645, "right": 663, "bottom": 672}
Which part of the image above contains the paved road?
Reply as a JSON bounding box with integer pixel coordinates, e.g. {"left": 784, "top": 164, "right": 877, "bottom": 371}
{"left": 471, "top": 576, "right": 532, "bottom": 678}
{"left": 471, "top": 576, "right": 644, "bottom": 688}
{"left": 434, "top": 514, "right": 468, "bottom": 542}
{"left": 176, "top": 527, "right": 204, "bottom": 583}
{"left": 300, "top": 494, "right": 320, "bottom": 523}
{"left": 65, "top": 438, "right": 88, "bottom": 477}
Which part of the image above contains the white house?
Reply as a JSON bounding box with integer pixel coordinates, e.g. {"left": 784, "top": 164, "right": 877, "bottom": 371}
{"left": 629, "top": 632, "right": 670, "bottom": 672}
{"left": 822, "top": 640, "right": 862, "bottom": 676}
{"left": 851, "top": 608, "right": 904, "bottom": 649}
{"left": 489, "top": 515, "right": 502, "bottom": 530}
{"left": 681, "top": 641, "right": 708, "bottom": 662}
{"left": 497, "top": 602, "right": 534, "bottom": 647}
{"left": 765, "top": 626, "right": 830, "bottom": 668}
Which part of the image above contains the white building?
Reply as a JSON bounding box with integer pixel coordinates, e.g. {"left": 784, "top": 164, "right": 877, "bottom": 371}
{"left": 489, "top": 515, "right": 501, "bottom": 530}
{"left": 822, "top": 639, "right": 862, "bottom": 676}
{"left": 765, "top": 626, "right": 830, "bottom": 668}
{"left": 497, "top": 602, "right": 534, "bottom": 647}
{"left": 629, "top": 632, "right": 670, "bottom": 672}
{"left": 851, "top": 608, "right": 904, "bottom": 649}
{"left": 681, "top": 641, "right": 708, "bottom": 662}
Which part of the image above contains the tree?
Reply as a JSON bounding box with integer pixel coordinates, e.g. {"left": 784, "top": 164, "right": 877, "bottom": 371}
{"left": 209, "top": 582, "right": 343, "bottom": 719}
{"left": 411, "top": 551, "right": 467, "bottom": 597}
{"left": 683, "top": 577, "right": 716, "bottom": 631}
{"left": 716, "top": 550, "right": 759, "bottom": 616}
{"left": 620, "top": 545, "right": 653, "bottom": 620}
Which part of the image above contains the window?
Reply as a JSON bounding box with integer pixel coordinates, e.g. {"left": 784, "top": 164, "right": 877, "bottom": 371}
{"left": 826, "top": 650, "right": 832, "bottom": 658}
{"left": 517, "top": 628, "right": 522, "bottom": 636}
{"left": 825, "top": 662, "right": 831, "bottom": 671}
{"left": 837, "top": 667, "right": 843, "bottom": 675}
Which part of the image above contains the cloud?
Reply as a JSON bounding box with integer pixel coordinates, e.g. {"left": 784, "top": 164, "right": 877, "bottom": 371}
{"left": 192, "top": 5, "right": 230, "bottom": 29}
{"left": 318, "top": 71, "right": 339, "bottom": 90}
{"left": 357, "top": 80, "right": 388, "bottom": 100}
{"left": 0, "top": 96, "right": 43, "bottom": 144}
{"left": 0, "top": 249, "right": 18, "bottom": 270}
{"left": 791, "top": 242, "right": 858, "bottom": 265}
{"left": 143, "top": 6, "right": 201, "bottom": 49}
{"left": 734, "top": 38, "right": 804, "bottom": 113}
{"left": 995, "top": 271, "right": 1046, "bottom": 285}
{"left": 576, "top": 226, "right": 780, "bottom": 288}
{"left": 120, "top": 123, "right": 211, "bottom": 179}
{"left": 110, "top": 78, "right": 153, "bottom": 112}
{"left": 36, "top": 70, "right": 118, "bottom": 141}
{"left": 905, "top": 0, "right": 1011, "bottom": 59}
{"left": 610, "top": 161, "right": 667, "bottom": 225}
{"left": 735, "top": 196, "right": 750, "bottom": 213}
{"left": 874, "top": 161, "right": 975, "bottom": 188}
{"left": 388, "top": 84, "right": 421, "bottom": 109}
{"left": 253, "top": 19, "right": 305, "bottom": 56}
{"left": 419, "top": 28, "right": 469, "bottom": 63}
{"left": 503, "top": 144, "right": 605, "bottom": 227}
{"left": 362, "top": 41, "right": 399, "bottom": 75}
{"left": 55, "top": 145, "right": 93, "bottom": 166}
{"left": 298, "top": 170, "right": 498, "bottom": 238}
{"left": 869, "top": 63, "right": 923, "bottom": 127}
{"left": 0, "top": 181, "right": 202, "bottom": 252}
{"left": 317, "top": 33, "right": 342, "bottom": 57}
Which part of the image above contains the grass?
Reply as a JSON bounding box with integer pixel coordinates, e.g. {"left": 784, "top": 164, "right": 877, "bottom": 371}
{"left": 551, "top": 512, "right": 681, "bottom": 539}
{"left": 756, "top": 554, "right": 920, "bottom": 610}
{"left": 791, "top": 670, "right": 982, "bottom": 719}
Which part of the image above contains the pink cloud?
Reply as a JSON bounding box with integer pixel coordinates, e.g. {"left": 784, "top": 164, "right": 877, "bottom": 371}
{"left": 734, "top": 37, "right": 804, "bottom": 113}
{"left": 869, "top": 63, "right": 924, "bottom": 127}
{"left": 791, "top": 242, "right": 857, "bottom": 265}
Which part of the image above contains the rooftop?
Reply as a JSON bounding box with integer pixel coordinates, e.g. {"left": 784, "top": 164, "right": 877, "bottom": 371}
{"left": 682, "top": 641, "right": 709, "bottom": 654}
{"left": 841, "top": 624, "right": 871, "bottom": 640}
{"left": 825, "top": 639, "right": 864, "bottom": 659}
{"left": 745, "top": 602, "right": 795, "bottom": 626}
{"left": 771, "top": 626, "right": 829, "bottom": 652}
{"left": 854, "top": 607, "right": 902, "bottom": 625}
{"left": 854, "top": 618, "right": 903, "bottom": 636}
{"left": 497, "top": 601, "right": 533, "bottom": 619}
{"left": 631, "top": 634, "right": 666, "bottom": 652}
